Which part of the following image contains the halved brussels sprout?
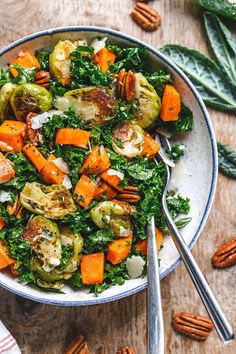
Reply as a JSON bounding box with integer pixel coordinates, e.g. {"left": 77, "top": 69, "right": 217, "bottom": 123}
{"left": 112, "top": 121, "right": 144, "bottom": 158}
{"left": 59, "top": 226, "right": 83, "bottom": 273}
{"left": 90, "top": 201, "right": 133, "bottom": 237}
{"left": 20, "top": 182, "right": 77, "bottom": 219}
{"left": 133, "top": 73, "right": 161, "bottom": 129}
{"left": 10, "top": 83, "right": 52, "bottom": 121}
{"left": 55, "top": 86, "right": 117, "bottom": 127}
{"left": 0, "top": 83, "right": 17, "bottom": 122}
{"left": 23, "top": 216, "right": 61, "bottom": 270}
{"left": 49, "top": 40, "right": 76, "bottom": 86}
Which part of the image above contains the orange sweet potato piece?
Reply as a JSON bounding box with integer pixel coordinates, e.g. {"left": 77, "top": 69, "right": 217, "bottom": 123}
{"left": 160, "top": 84, "right": 181, "bottom": 121}
{"left": 0, "top": 240, "right": 14, "bottom": 270}
{"left": 0, "top": 152, "right": 15, "bottom": 184}
{"left": 81, "top": 252, "right": 105, "bottom": 284}
{"left": 141, "top": 132, "right": 160, "bottom": 159}
{"left": 80, "top": 146, "right": 111, "bottom": 175}
{"left": 40, "top": 161, "right": 65, "bottom": 185}
{"left": 94, "top": 181, "right": 117, "bottom": 201}
{"left": 0, "top": 120, "right": 27, "bottom": 152}
{"left": 100, "top": 169, "right": 122, "bottom": 191}
{"left": 9, "top": 50, "right": 40, "bottom": 78}
{"left": 135, "top": 228, "right": 163, "bottom": 256}
{"left": 107, "top": 235, "right": 132, "bottom": 265}
{"left": 23, "top": 144, "right": 47, "bottom": 171}
{"left": 56, "top": 128, "right": 90, "bottom": 148}
{"left": 92, "top": 48, "right": 116, "bottom": 73}
{"left": 74, "top": 175, "right": 98, "bottom": 208}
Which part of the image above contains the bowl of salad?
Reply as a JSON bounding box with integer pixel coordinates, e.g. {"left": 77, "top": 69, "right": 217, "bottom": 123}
{"left": 0, "top": 27, "right": 217, "bottom": 305}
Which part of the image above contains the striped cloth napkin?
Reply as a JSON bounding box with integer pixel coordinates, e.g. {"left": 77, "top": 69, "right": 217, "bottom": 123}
{"left": 0, "top": 321, "right": 21, "bottom": 353}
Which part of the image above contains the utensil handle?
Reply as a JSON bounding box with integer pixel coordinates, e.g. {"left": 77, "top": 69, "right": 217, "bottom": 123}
{"left": 147, "top": 217, "right": 165, "bottom": 354}
{"left": 162, "top": 201, "right": 234, "bottom": 344}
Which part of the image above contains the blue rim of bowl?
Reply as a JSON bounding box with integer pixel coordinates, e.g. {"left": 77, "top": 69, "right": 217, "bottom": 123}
{"left": 0, "top": 26, "right": 218, "bottom": 306}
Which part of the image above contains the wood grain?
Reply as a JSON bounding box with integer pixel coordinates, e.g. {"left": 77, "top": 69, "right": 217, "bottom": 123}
{"left": 0, "top": 0, "right": 236, "bottom": 353}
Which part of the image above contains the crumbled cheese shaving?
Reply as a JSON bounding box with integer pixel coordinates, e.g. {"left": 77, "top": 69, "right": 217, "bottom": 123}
{"left": 30, "top": 110, "right": 62, "bottom": 129}
{"left": 104, "top": 215, "right": 111, "bottom": 223}
{"left": 60, "top": 234, "right": 73, "bottom": 246}
{"left": 52, "top": 158, "right": 70, "bottom": 174}
{"left": 107, "top": 169, "right": 124, "bottom": 180}
{"left": 126, "top": 255, "right": 145, "bottom": 279}
{"left": 90, "top": 37, "right": 107, "bottom": 53}
{"left": 49, "top": 257, "right": 61, "bottom": 267}
{"left": 62, "top": 175, "right": 72, "bottom": 189}
{"left": 0, "top": 141, "right": 13, "bottom": 152}
{"left": 119, "top": 226, "right": 130, "bottom": 237}
{"left": 0, "top": 191, "right": 12, "bottom": 203}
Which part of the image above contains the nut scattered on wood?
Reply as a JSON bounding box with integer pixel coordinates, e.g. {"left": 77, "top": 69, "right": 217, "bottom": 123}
{"left": 116, "top": 69, "right": 136, "bottom": 103}
{"left": 130, "top": 2, "right": 161, "bottom": 32}
{"left": 35, "top": 70, "right": 51, "bottom": 88}
{"left": 116, "top": 346, "right": 136, "bottom": 354}
{"left": 64, "top": 335, "right": 89, "bottom": 354}
{"left": 212, "top": 238, "right": 236, "bottom": 268}
{"left": 172, "top": 313, "right": 213, "bottom": 340}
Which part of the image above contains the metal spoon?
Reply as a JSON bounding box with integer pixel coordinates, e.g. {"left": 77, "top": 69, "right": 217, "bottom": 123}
{"left": 147, "top": 216, "right": 164, "bottom": 354}
{"left": 157, "top": 134, "right": 234, "bottom": 344}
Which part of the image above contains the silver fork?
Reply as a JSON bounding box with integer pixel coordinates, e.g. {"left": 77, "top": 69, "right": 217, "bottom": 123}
{"left": 157, "top": 134, "right": 234, "bottom": 344}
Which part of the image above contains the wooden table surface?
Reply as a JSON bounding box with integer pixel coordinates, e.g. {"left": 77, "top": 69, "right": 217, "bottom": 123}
{"left": 0, "top": 1, "right": 235, "bottom": 353}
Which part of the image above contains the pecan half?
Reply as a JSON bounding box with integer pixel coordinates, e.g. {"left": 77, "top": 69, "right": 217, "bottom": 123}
{"left": 116, "top": 346, "right": 136, "bottom": 354}
{"left": 26, "top": 112, "right": 43, "bottom": 145}
{"left": 172, "top": 313, "right": 213, "bottom": 340}
{"left": 212, "top": 238, "right": 236, "bottom": 268}
{"left": 64, "top": 335, "right": 89, "bottom": 354}
{"left": 6, "top": 194, "right": 25, "bottom": 219}
{"left": 117, "top": 186, "right": 140, "bottom": 203}
{"left": 116, "top": 69, "right": 136, "bottom": 103}
{"left": 130, "top": 2, "right": 161, "bottom": 32}
{"left": 35, "top": 70, "right": 51, "bottom": 89}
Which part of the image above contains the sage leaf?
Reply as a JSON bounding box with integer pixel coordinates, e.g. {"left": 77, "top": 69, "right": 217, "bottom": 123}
{"left": 204, "top": 12, "right": 236, "bottom": 86}
{"left": 175, "top": 217, "right": 192, "bottom": 229}
{"left": 196, "top": 0, "right": 236, "bottom": 20}
{"left": 160, "top": 45, "right": 236, "bottom": 111}
{"left": 218, "top": 142, "right": 236, "bottom": 179}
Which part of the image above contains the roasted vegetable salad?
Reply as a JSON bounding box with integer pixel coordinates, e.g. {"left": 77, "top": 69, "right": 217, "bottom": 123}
{"left": 0, "top": 37, "right": 192, "bottom": 294}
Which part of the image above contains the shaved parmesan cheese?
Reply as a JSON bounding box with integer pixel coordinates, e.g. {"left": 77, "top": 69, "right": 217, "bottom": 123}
{"left": 52, "top": 158, "right": 70, "bottom": 174}
{"left": 0, "top": 191, "right": 12, "bottom": 203}
{"left": 0, "top": 141, "right": 13, "bottom": 152}
{"left": 126, "top": 255, "right": 145, "bottom": 279}
{"left": 60, "top": 234, "right": 73, "bottom": 246}
{"left": 30, "top": 110, "right": 62, "bottom": 129}
{"left": 90, "top": 37, "right": 107, "bottom": 53}
{"left": 119, "top": 226, "right": 130, "bottom": 237}
{"left": 62, "top": 175, "right": 72, "bottom": 189}
{"left": 107, "top": 169, "right": 124, "bottom": 180}
{"left": 49, "top": 257, "right": 61, "bottom": 267}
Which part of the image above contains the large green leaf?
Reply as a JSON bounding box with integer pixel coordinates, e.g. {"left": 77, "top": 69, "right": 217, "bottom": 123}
{"left": 196, "top": 0, "right": 236, "bottom": 20}
{"left": 160, "top": 45, "right": 236, "bottom": 111}
{"left": 204, "top": 12, "right": 236, "bottom": 86}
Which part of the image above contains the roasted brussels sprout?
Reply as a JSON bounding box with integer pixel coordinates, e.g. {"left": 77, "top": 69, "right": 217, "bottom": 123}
{"left": 90, "top": 201, "right": 133, "bottom": 237}
{"left": 0, "top": 83, "right": 17, "bottom": 122}
{"left": 133, "top": 73, "right": 161, "bottom": 129}
{"left": 20, "top": 182, "right": 77, "bottom": 219}
{"left": 49, "top": 40, "right": 76, "bottom": 86}
{"left": 10, "top": 83, "right": 52, "bottom": 121}
{"left": 55, "top": 86, "right": 117, "bottom": 127}
{"left": 23, "top": 216, "right": 62, "bottom": 270}
{"left": 59, "top": 226, "right": 83, "bottom": 273}
{"left": 112, "top": 121, "right": 144, "bottom": 158}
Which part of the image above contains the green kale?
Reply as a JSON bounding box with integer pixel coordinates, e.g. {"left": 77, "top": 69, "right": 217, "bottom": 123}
{"left": 4, "top": 152, "right": 39, "bottom": 190}
{"left": 175, "top": 217, "right": 192, "bottom": 229}
{"left": 166, "top": 144, "right": 185, "bottom": 161}
{"left": 60, "top": 245, "right": 73, "bottom": 270}
{"left": 106, "top": 44, "right": 122, "bottom": 55}
{"left": 167, "top": 192, "right": 190, "bottom": 219}
{"left": 50, "top": 80, "right": 68, "bottom": 97}
{"left": 108, "top": 47, "right": 148, "bottom": 73}
{"left": 43, "top": 108, "right": 85, "bottom": 143}
{"left": 145, "top": 70, "right": 172, "bottom": 96}
{"left": 83, "top": 228, "right": 115, "bottom": 254}
{"left": 0, "top": 68, "right": 12, "bottom": 87}
{"left": 35, "top": 48, "right": 51, "bottom": 71}
{"left": 217, "top": 141, "right": 236, "bottom": 178}
{"left": 12, "top": 64, "right": 36, "bottom": 84}
{"left": 70, "top": 46, "right": 113, "bottom": 87}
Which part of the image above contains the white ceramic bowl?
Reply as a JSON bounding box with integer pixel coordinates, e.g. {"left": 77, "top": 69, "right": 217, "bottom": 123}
{"left": 0, "top": 27, "right": 218, "bottom": 305}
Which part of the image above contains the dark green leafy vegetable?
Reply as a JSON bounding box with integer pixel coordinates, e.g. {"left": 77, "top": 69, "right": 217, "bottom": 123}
{"left": 0, "top": 68, "right": 11, "bottom": 87}
{"left": 175, "top": 217, "right": 192, "bottom": 229}
{"left": 60, "top": 245, "right": 73, "bottom": 270}
{"left": 36, "top": 48, "right": 51, "bottom": 71}
{"left": 160, "top": 45, "right": 236, "bottom": 111}
{"left": 12, "top": 64, "right": 36, "bottom": 84}
{"left": 83, "top": 228, "right": 115, "bottom": 254}
{"left": 218, "top": 142, "right": 236, "bottom": 178}
{"left": 166, "top": 193, "right": 190, "bottom": 219}
{"left": 204, "top": 12, "right": 236, "bottom": 86}
{"left": 108, "top": 47, "right": 148, "bottom": 73}
{"left": 145, "top": 70, "right": 172, "bottom": 96}
{"left": 158, "top": 104, "right": 193, "bottom": 132}
{"left": 196, "top": 0, "right": 236, "bottom": 20}
{"left": 4, "top": 152, "right": 39, "bottom": 190}
{"left": 50, "top": 81, "right": 68, "bottom": 97}
{"left": 166, "top": 144, "right": 185, "bottom": 161}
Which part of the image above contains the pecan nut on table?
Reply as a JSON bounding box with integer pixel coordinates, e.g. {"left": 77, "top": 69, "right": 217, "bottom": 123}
{"left": 130, "top": 2, "right": 161, "bottom": 32}
{"left": 172, "top": 313, "right": 214, "bottom": 340}
{"left": 212, "top": 238, "right": 236, "bottom": 269}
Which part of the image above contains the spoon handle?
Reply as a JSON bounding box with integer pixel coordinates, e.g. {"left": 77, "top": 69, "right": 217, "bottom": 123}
{"left": 162, "top": 199, "right": 234, "bottom": 344}
{"left": 147, "top": 217, "right": 165, "bottom": 354}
